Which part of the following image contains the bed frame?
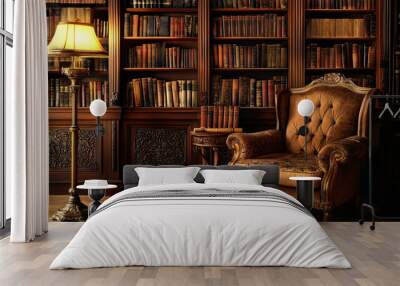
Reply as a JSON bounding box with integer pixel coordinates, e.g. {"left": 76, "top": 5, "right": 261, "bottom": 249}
{"left": 122, "top": 165, "right": 280, "bottom": 190}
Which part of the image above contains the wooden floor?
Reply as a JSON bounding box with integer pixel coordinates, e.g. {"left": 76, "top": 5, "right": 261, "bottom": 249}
{"left": 0, "top": 222, "right": 399, "bottom": 286}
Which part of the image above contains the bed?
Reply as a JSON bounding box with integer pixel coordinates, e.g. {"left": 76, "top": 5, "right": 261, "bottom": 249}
{"left": 50, "top": 165, "right": 350, "bottom": 269}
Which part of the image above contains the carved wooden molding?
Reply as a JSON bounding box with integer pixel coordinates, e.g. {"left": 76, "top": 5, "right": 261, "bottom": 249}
{"left": 49, "top": 128, "right": 97, "bottom": 170}
{"left": 291, "top": 73, "right": 372, "bottom": 95}
{"left": 135, "top": 128, "right": 187, "bottom": 165}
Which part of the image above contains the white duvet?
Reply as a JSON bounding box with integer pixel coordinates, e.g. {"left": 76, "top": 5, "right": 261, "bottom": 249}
{"left": 50, "top": 183, "right": 351, "bottom": 269}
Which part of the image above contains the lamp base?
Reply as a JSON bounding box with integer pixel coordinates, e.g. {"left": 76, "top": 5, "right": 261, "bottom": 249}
{"left": 51, "top": 189, "right": 88, "bottom": 222}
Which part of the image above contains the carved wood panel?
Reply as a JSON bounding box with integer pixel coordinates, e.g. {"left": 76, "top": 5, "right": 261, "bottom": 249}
{"left": 49, "top": 128, "right": 97, "bottom": 170}
{"left": 135, "top": 128, "right": 187, "bottom": 165}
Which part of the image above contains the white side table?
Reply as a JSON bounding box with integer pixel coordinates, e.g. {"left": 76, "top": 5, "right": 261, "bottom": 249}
{"left": 77, "top": 180, "right": 117, "bottom": 216}
{"left": 289, "top": 176, "right": 321, "bottom": 210}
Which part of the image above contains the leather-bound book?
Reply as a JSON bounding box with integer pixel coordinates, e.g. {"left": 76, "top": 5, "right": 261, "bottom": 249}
{"left": 213, "top": 105, "right": 218, "bottom": 128}
{"left": 186, "top": 80, "right": 192, "bottom": 107}
{"left": 200, "top": 106, "right": 207, "bottom": 128}
{"left": 368, "top": 45, "right": 376, "bottom": 68}
{"left": 207, "top": 106, "right": 213, "bottom": 128}
{"left": 148, "top": 77, "right": 154, "bottom": 107}
{"left": 124, "top": 13, "right": 130, "bottom": 37}
{"left": 218, "top": 105, "right": 224, "bottom": 128}
{"left": 256, "top": 80, "right": 262, "bottom": 107}
{"left": 157, "top": 80, "right": 164, "bottom": 107}
{"left": 228, "top": 106, "right": 234, "bottom": 128}
{"left": 249, "top": 78, "right": 256, "bottom": 108}
{"left": 212, "top": 76, "right": 221, "bottom": 105}
{"left": 262, "top": 80, "right": 268, "bottom": 107}
{"left": 159, "top": 16, "right": 169, "bottom": 36}
{"left": 192, "top": 80, "right": 198, "bottom": 107}
{"left": 352, "top": 44, "right": 359, "bottom": 68}
{"left": 165, "top": 81, "right": 173, "bottom": 107}
{"left": 223, "top": 106, "right": 229, "bottom": 128}
{"left": 233, "top": 106, "right": 239, "bottom": 128}
{"left": 172, "top": 80, "right": 179, "bottom": 107}
{"left": 232, "top": 79, "right": 239, "bottom": 106}
{"left": 182, "top": 80, "right": 187, "bottom": 107}
{"left": 133, "top": 79, "right": 142, "bottom": 107}
{"left": 140, "top": 78, "right": 149, "bottom": 107}
{"left": 239, "top": 77, "right": 249, "bottom": 106}
{"left": 218, "top": 45, "right": 223, "bottom": 68}
{"left": 267, "top": 79, "right": 275, "bottom": 107}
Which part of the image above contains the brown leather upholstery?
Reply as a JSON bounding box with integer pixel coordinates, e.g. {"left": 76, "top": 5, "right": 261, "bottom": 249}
{"left": 227, "top": 74, "right": 374, "bottom": 219}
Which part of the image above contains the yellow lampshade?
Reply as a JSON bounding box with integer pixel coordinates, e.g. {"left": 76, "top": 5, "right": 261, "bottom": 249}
{"left": 48, "top": 21, "right": 106, "bottom": 57}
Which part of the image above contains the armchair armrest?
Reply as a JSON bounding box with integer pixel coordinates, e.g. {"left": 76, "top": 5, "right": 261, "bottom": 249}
{"left": 317, "top": 136, "right": 368, "bottom": 217}
{"left": 226, "top": 130, "right": 284, "bottom": 164}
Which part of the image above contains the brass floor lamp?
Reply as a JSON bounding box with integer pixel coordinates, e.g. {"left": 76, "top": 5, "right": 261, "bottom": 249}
{"left": 48, "top": 21, "right": 107, "bottom": 221}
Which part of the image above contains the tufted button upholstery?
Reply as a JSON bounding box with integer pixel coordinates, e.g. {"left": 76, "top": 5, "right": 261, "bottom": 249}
{"left": 285, "top": 86, "right": 365, "bottom": 155}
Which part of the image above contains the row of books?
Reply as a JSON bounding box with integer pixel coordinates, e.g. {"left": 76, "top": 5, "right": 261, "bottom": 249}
{"left": 307, "top": 75, "right": 375, "bottom": 87}
{"left": 306, "top": 17, "right": 375, "bottom": 38}
{"left": 212, "top": 0, "right": 287, "bottom": 8}
{"left": 127, "top": 0, "right": 198, "bottom": 8}
{"left": 48, "top": 57, "right": 108, "bottom": 73}
{"left": 127, "top": 78, "right": 199, "bottom": 108}
{"left": 200, "top": 106, "right": 240, "bottom": 129}
{"left": 48, "top": 79, "right": 110, "bottom": 107}
{"left": 93, "top": 18, "right": 109, "bottom": 38}
{"left": 127, "top": 45, "right": 197, "bottom": 68}
{"left": 306, "top": 0, "right": 375, "bottom": 9}
{"left": 213, "top": 44, "right": 287, "bottom": 68}
{"left": 46, "top": 0, "right": 106, "bottom": 3}
{"left": 47, "top": 8, "right": 92, "bottom": 38}
{"left": 213, "top": 15, "right": 287, "bottom": 38}
{"left": 124, "top": 15, "right": 198, "bottom": 37}
{"left": 306, "top": 43, "right": 376, "bottom": 69}
{"left": 212, "top": 76, "right": 287, "bottom": 107}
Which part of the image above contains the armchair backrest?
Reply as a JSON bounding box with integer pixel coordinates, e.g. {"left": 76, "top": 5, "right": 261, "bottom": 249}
{"left": 276, "top": 74, "right": 374, "bottom": 155}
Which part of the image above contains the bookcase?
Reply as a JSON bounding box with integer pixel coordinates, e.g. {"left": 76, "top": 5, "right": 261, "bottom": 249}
{"left": 47, "top": 0, "right": 384, "bottom": 195}
{"left": 304, "top": 0, "right": 381, "bottom": 87}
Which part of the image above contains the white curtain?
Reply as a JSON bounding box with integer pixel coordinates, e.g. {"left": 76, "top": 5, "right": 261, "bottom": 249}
{"left": 8, "top": 0, "right": 49, "bottom": 242}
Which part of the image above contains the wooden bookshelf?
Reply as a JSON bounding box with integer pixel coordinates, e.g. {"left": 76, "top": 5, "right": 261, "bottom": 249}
{"left": 212, "top": 8, "right": 287, "bottom": 14}
{"left": 304, "top": 0, "right": 381, "bottom": 87}
{"left": 125, "top": 8, "right": 197, "bottom": 13}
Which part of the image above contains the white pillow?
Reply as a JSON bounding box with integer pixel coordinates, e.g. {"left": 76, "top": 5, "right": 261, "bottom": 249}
{"left": 200, "top": 169, "right": 266, "bottom": 185}
{"left": 135, "top": 167, "right": 201, "bottom": 186}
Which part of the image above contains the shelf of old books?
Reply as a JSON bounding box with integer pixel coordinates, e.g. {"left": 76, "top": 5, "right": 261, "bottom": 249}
{"left": 46, "top": 0, "right": 110, "bottom": 108}
{"left": 305, "top": 0, "right": 377, "bottom": 87}
{"left": 122, "top": 0, "right": 199, "bottom": 109}
{"left": 209, "top": 0, "right": 288, "bottom": 109}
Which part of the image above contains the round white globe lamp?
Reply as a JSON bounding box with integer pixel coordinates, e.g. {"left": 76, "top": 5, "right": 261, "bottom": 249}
{"left": 297, "top": 99, "right": 315, "bottom": 160}
{"left": 90, "top": 99, "right": 107, "bottom": 136}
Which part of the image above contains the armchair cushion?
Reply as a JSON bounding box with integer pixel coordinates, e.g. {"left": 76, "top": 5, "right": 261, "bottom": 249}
{"left": 236, "top": 153, "right": 323, "bottom": 188}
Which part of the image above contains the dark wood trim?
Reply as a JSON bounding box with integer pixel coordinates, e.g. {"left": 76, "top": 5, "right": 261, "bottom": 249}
{"left": 289, "top": 0, "right": 305, "bottom": 87}
{"left": 109, "top": 0, "right": 121, "bottom": 105}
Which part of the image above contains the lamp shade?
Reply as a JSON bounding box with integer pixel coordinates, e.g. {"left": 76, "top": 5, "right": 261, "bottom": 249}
{"left": 90, "top": 99, "right": 107, "bottom": 117}
{"left": 297, "top": 99, "right": 315, "bottom": 117}
{"left": 48, "top": 22, "right": 106, "bottom": 56}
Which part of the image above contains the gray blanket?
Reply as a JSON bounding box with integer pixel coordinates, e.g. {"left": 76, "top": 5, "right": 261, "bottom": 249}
{"left": 91, "top": 189, "right": 311, "bottom": 218}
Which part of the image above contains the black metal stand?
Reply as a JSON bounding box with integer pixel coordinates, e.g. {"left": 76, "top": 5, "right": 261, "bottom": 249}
{"left": 296, "top": 180, "right": 314, "bottom": 211}
{"left": 360, "top": 95, "right": 400, "bottom": 231}
{"left": 359, "top": 203, "right": 376, "bottom": 231}
{"left": 88, "top": 189, "right": 106, "bottom": 216}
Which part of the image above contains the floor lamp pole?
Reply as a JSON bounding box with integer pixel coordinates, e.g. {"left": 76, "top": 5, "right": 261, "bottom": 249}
{"left": 52, "top": 60, "right": 88, "bottom": 222}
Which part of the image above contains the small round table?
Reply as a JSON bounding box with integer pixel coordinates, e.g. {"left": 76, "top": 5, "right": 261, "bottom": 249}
{"left": 289, "top": 176, "right": 321, "bottom": 210}
{"left": 77, "top": 183, "right": 117, "bottom": 216}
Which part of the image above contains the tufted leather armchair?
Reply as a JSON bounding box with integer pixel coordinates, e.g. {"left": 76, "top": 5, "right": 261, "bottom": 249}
{"left": 227, "top": 74, "right": 375, "bottom": 219}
